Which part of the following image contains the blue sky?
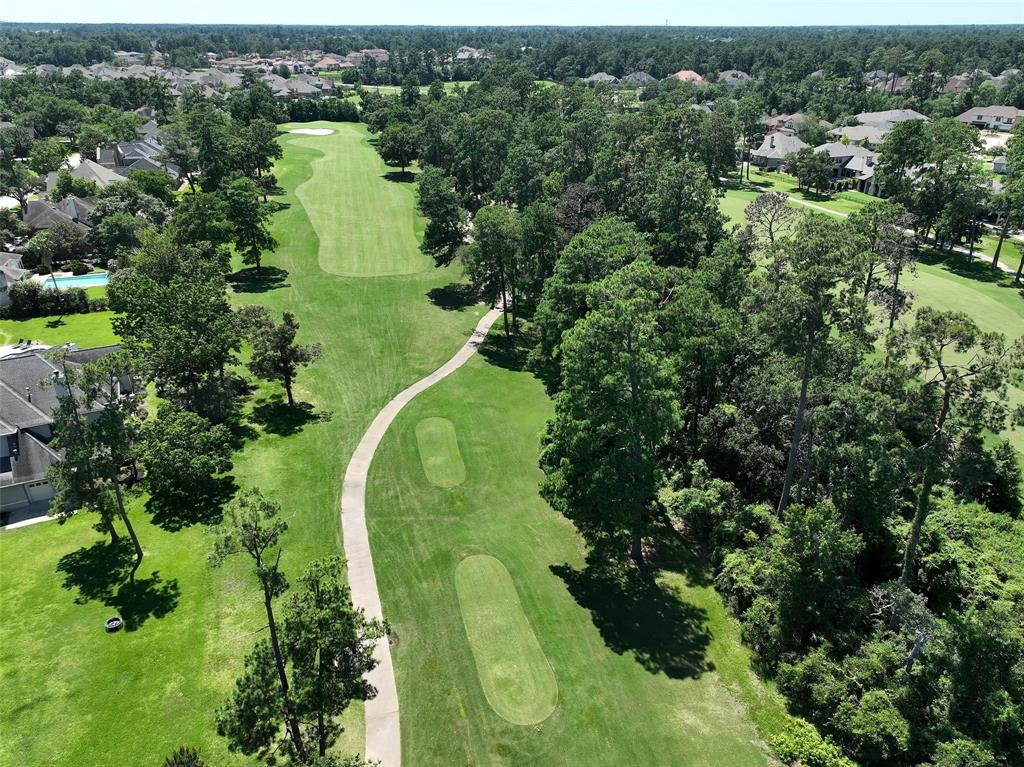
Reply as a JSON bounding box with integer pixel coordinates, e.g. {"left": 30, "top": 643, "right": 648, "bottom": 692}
{"left": 3, "top": 0, "right": 1021, "bottom": 27}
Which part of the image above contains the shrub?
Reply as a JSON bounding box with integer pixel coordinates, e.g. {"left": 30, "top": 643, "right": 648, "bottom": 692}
{"left": 768, "top": 720, "right": 857, "bottom": 767}
{"left": 7, "top": 280, "right": 94, "bottom": 319}
{"left": 68, "top": 260, "right": 90, "bottom": 275}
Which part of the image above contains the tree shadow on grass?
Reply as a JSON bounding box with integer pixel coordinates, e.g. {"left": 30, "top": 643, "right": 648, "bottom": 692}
{"left": 146, "top": 475, "right": 238, "bottom": 532}
{"left": 250, "top": 396, "right": 332, "bottom": 437}
{"left": 229, "top": 266, "right": 290, "bottom": 294}
{"left": 478, "top": 330, "right": 533, "bottom": 373}
{"left": 427, "top": 282, "right": 478, "bottom": 312}
{"left": 918, "top": 246, "right": 1012, "bottom": 286}
{"left": 56, "top": 540, "right": 180, "bottom": 631}
{"left": 550, "top": 553, "right": 713, "bottom": 679}
{"left": 382, "top": 170, "right": 417, "bottom": 183}
{"left": 45, "top": 317, "right": 67, "bottom": 329}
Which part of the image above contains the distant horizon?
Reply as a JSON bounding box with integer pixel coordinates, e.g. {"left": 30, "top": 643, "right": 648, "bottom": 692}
{"left": 1, "top": 0, "right": 1020, "bottom": 29}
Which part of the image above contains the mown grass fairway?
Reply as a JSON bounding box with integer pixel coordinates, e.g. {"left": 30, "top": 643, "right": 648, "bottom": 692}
{"left": 415, "top": 416, "right": 466, "bottom": 487}
{"left": 455, "top": 554, "right": 559, "bottom": 725}
{"left": 367, "top": 346, "right": 771, "bottom": 765}
{"left": 0, "top": 122, "right": 481, "bottom": 766}
{"left": 291, "top": 125, "right": 427, "bottom": 276}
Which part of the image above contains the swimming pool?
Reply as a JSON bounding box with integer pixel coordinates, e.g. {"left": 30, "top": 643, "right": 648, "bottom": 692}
{"left": 44, "top": 272, "right": 110, "bottom": 290}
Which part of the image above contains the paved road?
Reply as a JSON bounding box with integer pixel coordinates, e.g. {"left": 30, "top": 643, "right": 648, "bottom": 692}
{"left": 340, "top": 306, "right": 502, "bottom": 767}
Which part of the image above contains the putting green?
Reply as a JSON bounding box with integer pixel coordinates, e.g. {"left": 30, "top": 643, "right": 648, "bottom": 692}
{"left": 290, "top": 123, "right": 429, "bottom": 277}
{"left": 454, "top": 555, "right": 558, "bottom": 725}
{"left": 415, "top": 417, "right": 466, "bottom": 487}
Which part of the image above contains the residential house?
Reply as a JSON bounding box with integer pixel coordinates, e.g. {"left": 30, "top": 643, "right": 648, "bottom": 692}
{"left": 0, "top": 253, "right": 30, "bottom": 307}
{"left": 113, "top": 51, "right": 145, "bottom": 65}
{"left": 670, "top": 69, "right": 705, "bottom": 83}
{"left": 0, "top": 344, "right": 134, "bottom": 518}
{"left": 956, "top": 106, "right": 1024, "bottom": 132}
{"left": 853, "top": 109, "right": 929, "bottom": 130}
{"left": 583, "top": 72, "right": 619, "bottom": 85}
{"left": 750, "top": 132, "right": 808, "bottom": 169}
{"left": 763, "top": 112, "right": 832, "bottom": 135}
{"left": 314, "top": 54, "right": 352, "bottom": 71}
{"left": 621, "top": 71, "right": 656, "bottom": 87}
{"left": 22, "top": 196, "right": 95, "bottom": 232}
{"left": 814, "top": 142, "right": 880, "bottom": 196}
{"left": 829, "top": 124, "right": 888, "bottom": 146}
{"left": 97, "top": 133, "right": 179, "bottom": 178}
{"left": 45, "top": 159, "right": 127, "bottom": 193}
{"left": 454, "top": 46, "right": 493, "bottom": 61}
{"left": 718, "top": 69, "right": 751, "bottom": 87}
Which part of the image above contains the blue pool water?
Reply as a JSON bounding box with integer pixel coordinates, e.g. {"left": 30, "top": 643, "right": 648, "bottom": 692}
{"left": 45, "top": 272, "right": 110, "bottom": 290}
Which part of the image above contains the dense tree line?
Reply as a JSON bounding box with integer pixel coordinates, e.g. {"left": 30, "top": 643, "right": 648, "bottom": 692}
{"left": 381, "top": 64, "right": 1024, "bottom": 767}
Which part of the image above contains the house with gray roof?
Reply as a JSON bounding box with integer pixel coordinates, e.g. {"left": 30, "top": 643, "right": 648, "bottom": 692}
{"left": 583, "top": 72, "right": 620, "bottom": 85}
{"left": 750, "top": 132, "right": 808, "bottom": 169}
{"left": 22, "top": 197, "right": 96, "bottom": 232}
{"left": 718, "top": 69, "right": 751, "bottom": 88}
{"left": 814, "top": 142, "right": 880, "bottom": 196}
{"left": 45, "top": 159, "right": 127, "bottom": 193}
{"left": 854, "top": 109, "right": 929, "bottom": 129}
{"left": 829, "top": 124, "right": 888, "bottom": 147}
{"left": 956, "top": 106, "right": 1024, "bottom": 132}
{"left": 0, "top": 345, "right": 133, "bottom": 519}
{"left": 622, "top": 71, "right": 656, "bottom": 87}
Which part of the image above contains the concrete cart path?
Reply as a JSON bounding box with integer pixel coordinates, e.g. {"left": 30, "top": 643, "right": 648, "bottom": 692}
{"left": 341, "top": 305, "right": 502, "bottom": 767}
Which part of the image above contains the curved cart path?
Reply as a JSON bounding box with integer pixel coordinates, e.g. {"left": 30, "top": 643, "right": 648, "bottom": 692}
{"left": 341, "top": 306, "right": 502, "bottom": 767}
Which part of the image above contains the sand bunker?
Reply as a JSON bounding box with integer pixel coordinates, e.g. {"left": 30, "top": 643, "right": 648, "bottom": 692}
{"left": 288, "top": 128, "right": 334, "bottom": 136}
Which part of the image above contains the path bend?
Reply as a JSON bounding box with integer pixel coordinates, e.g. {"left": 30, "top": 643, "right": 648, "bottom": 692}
{"left": 340, "top": 306, "right": 502, "bottom": 767}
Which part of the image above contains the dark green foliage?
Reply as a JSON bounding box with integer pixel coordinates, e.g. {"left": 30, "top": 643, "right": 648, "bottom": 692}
{"left": 161, "top": 746, "right": 206, "bottom": 767}
{"left": 5, "top": 281, "right": 90, "bottom": 319}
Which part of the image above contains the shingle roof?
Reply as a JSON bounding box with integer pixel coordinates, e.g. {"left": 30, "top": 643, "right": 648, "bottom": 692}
{"left": 752, "top": 133, "right": 808, "bottom": 160}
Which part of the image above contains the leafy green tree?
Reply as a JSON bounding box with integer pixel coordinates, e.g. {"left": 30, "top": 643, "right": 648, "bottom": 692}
{"left": 222, "top": 175, "right": 277, "bottom": 273}
{"left": 28, "top": 137, "right": 66, "bottom": 175}
{"left": 283, "top": 557, "right": 385, "bottom": 758}
{"left": 91, "top": 210, "right": 148, "bottom": 257}
{"left": 531, "top": 215, "right": 650, "bottom": 387}
{"left": 168, "top": 191, "right": 233, "bottom": 266}
{"left": 786, "top": 147, "right": 832, "bottom": 193}
{"left": 847, "top": 199, "right": 915, "bottom": 316}
{"left": 48, "top": 169, "right": 98, "bottom": 201}
{"left": 156, "top": 122, "right": 200, "bottom": 193}
{"left": 762, "top": 215, "right": 862, "bottom": 515}
{"left": 46, "top": 349, "right": 145, "bottom": 579}
{"left": 540, "top": 260, "right": 681, "bottom": 567}
{"left": 0, "top": 161, "right": 43, "bottom": 214}
{"left": 137, "top": 406, "right": 233, "bottom": 510}
{"left": 462, "top": 204, "right": 521, "bottom": 336}
{"left": 416, "top": 166, "right": 466, "bottom": 267}
{"left": 400, "top": 73, "right": 421, "bottom": 107}
{"left": 211, "top": 488, "right": 306, "bottom": 761}
{"left": 108, "top": 230, "right": 240, "bottom": 416}
{"left": 889, "top": 308, "right": 1021, "bottom": 586}
{"left": 377, "top": 122, "right": 421, "bottom": 176}
{"left": 239, "top": 307, "right": 322, "bottom": 407}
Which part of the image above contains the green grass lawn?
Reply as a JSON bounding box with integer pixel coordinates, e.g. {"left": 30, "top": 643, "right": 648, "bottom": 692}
{"left": 0, "top": 121, "right": 482, "bottom": 766}
{"left": 0, "top": 309, "right": 118, "bottom": 348}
